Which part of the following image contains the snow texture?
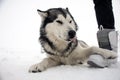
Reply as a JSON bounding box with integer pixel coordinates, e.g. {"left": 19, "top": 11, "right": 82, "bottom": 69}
{"left": 0, "top": 0, "right": 120, "bottom": 80}
{"left": 0, "top": 49, "right": 120, "bottom": 80}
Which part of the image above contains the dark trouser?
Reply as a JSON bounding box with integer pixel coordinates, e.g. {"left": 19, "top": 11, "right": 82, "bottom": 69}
{"left": 93, "top": 0, "right": 115, "bottom": 29}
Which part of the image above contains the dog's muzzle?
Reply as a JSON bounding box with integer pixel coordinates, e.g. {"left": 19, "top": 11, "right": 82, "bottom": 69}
{"left": 68, "top": 30, "right": 77, "bottom": 42}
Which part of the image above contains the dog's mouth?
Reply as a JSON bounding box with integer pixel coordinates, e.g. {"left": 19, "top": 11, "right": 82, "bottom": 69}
{"left": 67, "top": 36, "right": 77, "bottom": 42}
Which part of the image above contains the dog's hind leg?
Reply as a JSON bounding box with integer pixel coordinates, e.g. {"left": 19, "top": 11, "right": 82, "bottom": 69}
{"left": 29, "top": 57, "right": 59, "bottom": 72}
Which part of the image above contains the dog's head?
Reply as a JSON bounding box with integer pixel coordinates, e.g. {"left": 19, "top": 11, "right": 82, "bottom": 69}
{"left": 37, "top": 8, "right": 78, "bottom": 42}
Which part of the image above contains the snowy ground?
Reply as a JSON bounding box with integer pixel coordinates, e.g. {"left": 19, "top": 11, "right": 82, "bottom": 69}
{"left": 0, "top": 0, "right": 120, "bottom": 80}
{"left": 0, "top": 49, "right": 120, "bottom": 80}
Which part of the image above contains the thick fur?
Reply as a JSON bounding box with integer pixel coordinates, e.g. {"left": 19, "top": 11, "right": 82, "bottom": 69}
{"left": 29, "top": 8, "right": 117, "bottom": 72}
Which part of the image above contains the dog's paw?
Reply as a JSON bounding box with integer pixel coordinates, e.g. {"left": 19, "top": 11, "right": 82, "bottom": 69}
{"left": 29, "top": 63, "right": 45, "bottom": 73}
{"left": 107, "top": 52, "right": 117, "bottom": 59}
{"left": 103, "top": 50, "right": 117, "bottom": 59}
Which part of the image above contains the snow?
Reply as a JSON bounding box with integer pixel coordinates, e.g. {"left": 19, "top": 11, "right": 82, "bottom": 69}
{"left": 0, "top": 49, "right": 120, "bottom": 80}
{"left": 0, "top": 0, "right": 120, "bottom": 80}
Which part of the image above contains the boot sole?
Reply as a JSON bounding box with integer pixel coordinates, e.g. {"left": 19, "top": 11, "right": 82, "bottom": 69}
{"left": 87, "top": 61, "right": 105, "bottom": 68}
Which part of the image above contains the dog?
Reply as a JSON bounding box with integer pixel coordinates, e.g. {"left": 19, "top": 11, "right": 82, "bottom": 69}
{"left": 29, "top": 8, "right": 117, "bottom": 72}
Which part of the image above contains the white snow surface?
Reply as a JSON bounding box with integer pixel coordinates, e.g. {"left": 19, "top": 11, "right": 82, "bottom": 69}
{"left": 0, "top": 0, "right": 120, "bottom": 80}
{"left": 0, "top": 49, "right": 120, "bottom": 80}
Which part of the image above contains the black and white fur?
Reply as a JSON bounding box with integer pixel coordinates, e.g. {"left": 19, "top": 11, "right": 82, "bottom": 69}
{"left": 29, "top": 8, "right": 117, "bottom": 72}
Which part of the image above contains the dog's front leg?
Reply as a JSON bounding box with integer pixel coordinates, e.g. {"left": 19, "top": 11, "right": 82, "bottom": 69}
{"left": 89, "top": 47, "right": 117, "bottom": 59}
{"left": 29, "top": 57, "right": 59, "bottom": 73}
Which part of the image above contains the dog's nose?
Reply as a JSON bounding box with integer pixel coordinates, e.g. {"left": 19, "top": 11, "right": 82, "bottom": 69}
{"left": 68, "top": 30, "right": 76, "bottom": 38}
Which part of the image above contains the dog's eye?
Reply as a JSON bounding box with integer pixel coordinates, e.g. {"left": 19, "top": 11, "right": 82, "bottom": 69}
{"left": 56, "top": 20, "right": 63, "bottom": 24}
{"left": 69, "top": 20, "right": 72, "bottom": 23}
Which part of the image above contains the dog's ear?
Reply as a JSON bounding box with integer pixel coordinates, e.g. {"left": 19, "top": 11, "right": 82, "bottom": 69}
{"left": 37, "top": 9, "right": 48, "bottom": 18}
{"left": 66, "top": 7, "right": 69, "bottom": 12}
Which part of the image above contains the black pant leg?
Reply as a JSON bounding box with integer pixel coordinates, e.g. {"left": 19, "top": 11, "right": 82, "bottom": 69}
{"left": 93, "top": 0, "right": 115, "bottom": 29}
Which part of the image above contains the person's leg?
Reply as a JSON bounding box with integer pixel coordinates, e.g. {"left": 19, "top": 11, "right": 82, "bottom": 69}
{"left": 87, "top": 0, "right": 118, "bottom": 68}
{"left": 94, "top": 0, "right": 117, "bottom": 51}
{"left": 93, "top": 0, "right": 115, "bottom": 29}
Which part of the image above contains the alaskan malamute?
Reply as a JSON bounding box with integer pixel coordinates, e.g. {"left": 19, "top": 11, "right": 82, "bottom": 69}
{"left": 29, "top": 8, "right": 117, "bottom": 72}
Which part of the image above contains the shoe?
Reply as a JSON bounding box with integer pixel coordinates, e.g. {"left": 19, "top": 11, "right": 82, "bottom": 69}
{"left": 109, "top": 30, "right": 118, "bottom": 52}
{"left": 97, "top": 28, "right": 114, "bottom": 50}
{"left": 87, "top": 54, "right": 117, "bottom": 68}
{"left": 97, "top": 25, "right": 118, "bottom": 52}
